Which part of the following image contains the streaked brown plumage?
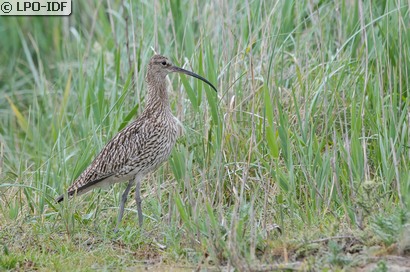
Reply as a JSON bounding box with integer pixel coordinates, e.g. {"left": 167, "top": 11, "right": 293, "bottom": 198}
{"left": 56, "top": 54, "right": 217, "bottom": 231}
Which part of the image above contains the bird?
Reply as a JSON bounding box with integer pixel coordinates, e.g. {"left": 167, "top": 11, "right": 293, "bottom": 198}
{"left": 56, "top": 54, "right": 217, "bottom": 231}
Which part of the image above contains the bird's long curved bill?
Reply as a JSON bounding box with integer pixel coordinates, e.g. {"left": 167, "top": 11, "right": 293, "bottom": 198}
{"left": 171, "top": 66, "right": 217, "bottom": 92}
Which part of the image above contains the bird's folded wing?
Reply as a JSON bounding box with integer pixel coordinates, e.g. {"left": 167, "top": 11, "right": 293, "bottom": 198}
{"left": 66, "top": 120, "right": 149, "bottom": 194}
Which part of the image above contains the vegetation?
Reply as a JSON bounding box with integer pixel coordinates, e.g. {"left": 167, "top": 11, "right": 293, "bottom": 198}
{"left": 1, "top": 0, "right": 409, "bottom": 270}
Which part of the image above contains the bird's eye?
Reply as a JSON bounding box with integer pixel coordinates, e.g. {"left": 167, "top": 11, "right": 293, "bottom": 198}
{"left": 161, "top": 61, "right": 167, "bottom": 66}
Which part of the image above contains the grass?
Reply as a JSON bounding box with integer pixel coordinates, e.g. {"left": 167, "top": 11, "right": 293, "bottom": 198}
{"left": 1, "top": 0, "right": 410, "bottom": 270}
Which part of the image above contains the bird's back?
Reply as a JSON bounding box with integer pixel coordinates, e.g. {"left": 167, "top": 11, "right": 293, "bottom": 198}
{"left": 57, "top": 109, "right": 179, "bottom": 202}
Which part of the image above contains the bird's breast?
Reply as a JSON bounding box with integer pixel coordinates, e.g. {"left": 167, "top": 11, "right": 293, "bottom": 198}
{"left": 130, "top": 115, "right": 179, "bottom": 175}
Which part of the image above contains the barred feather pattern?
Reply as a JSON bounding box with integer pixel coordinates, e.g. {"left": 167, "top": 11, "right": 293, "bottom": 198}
{"left": 57, "top": 55, "right": 181, "bottom": 201}
{"left": 66, "top": 109, "right": 178, "bottom": 195}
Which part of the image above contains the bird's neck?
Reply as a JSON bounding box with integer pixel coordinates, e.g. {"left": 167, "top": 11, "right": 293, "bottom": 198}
{"left": 144, "top": 76, "right": 171, "bottom": 113}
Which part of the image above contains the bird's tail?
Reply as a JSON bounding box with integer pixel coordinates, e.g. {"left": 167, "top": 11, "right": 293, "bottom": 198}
{"left": 55, "top": 175, "right": 111, "bottom": 203}
{"left": 56, "top": 194, "right": 64, "bottom": 203}
{"left": 55, "top": 191, "right": 75, "bottom": 203}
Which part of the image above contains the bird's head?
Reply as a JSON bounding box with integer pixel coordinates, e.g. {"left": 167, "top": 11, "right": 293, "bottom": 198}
{"left": 147, "top": 54, "right": 217, "bottom": 92}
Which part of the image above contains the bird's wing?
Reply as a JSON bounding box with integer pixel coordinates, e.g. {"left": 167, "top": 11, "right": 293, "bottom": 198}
{"left": 64, "top": 119, "right": 150, "bottom": 197}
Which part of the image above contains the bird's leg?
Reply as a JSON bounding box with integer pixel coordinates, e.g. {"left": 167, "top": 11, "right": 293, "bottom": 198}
{"left": 135, "top": 176, "right": 143, "bottom": 227}
{"left": 114, "top": 179, "right": 133, "bottom": 232}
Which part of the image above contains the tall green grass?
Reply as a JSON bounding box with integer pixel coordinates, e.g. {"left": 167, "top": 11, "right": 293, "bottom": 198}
{"left": 1, "top": 0, "right": 409, "bottom": 270}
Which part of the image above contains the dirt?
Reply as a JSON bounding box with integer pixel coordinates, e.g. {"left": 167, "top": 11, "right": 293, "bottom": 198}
{"left": 357, "top": 256, "right": 410, "bottom": 272}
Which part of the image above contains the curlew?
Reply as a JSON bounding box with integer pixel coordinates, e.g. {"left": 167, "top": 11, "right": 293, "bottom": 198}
{"left": 56, "top": 54, "right": 217, "bottom": 231}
